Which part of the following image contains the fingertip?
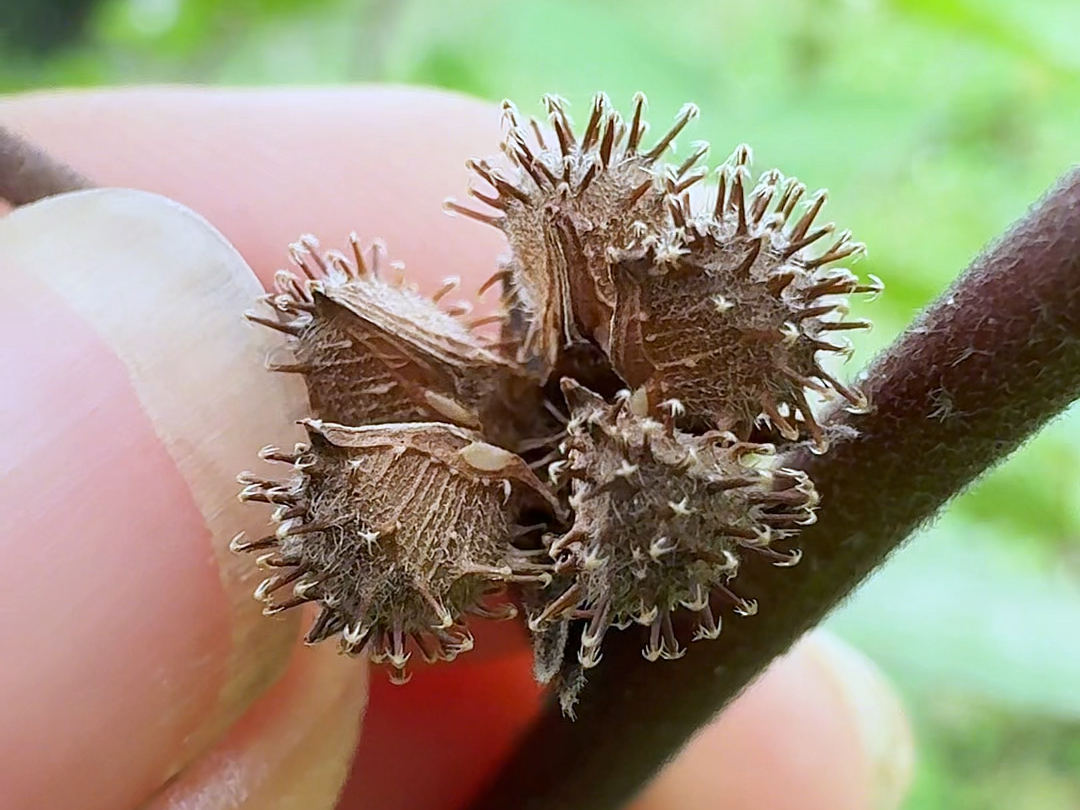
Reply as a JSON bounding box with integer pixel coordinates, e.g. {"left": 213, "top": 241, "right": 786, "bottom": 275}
{"left": 633, "top": 632, "right": 914, "bottom": 810}
{"left": 806, "top": 632, "right": 915, "bottom": 810}
{"left": 1, "top": 86, "right": 509, "bottom": 293}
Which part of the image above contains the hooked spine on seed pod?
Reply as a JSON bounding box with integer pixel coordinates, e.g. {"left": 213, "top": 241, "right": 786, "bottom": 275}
{"left": 231, "top": 92, "right": 878, "bottom": 713}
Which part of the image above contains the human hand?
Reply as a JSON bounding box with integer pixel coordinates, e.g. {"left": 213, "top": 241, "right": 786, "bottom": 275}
{"left": 0, "top": 86, "right": 914, "bottom": 810}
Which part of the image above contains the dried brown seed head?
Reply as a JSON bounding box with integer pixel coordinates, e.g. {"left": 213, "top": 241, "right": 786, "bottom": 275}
{"left": 229, "top": 91, "right": 880, "bottom": 713}
{"left": 447, "top": 93, "right": 706, "bottom": 375}
{"left": 233, "top": 419, "right": 558, "bottom": 683}
{"left": 249, "top": 234, "right": 545, "bottom": 450}
{"left": 531, "top": 379, "right": 815, "bottom": 671}
{"left": 607, "top": 145, "right": 880, "bottom": 448}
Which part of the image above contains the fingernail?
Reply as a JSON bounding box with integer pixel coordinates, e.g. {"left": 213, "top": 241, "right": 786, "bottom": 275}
{"left": 146, "top": 637, "right": 369, "bottom": 810}
{"left": 2, "top": 189, "right": 310, "bottom": 795}
{"left": 808, "top": 632, "right": 915, "bottom": 810}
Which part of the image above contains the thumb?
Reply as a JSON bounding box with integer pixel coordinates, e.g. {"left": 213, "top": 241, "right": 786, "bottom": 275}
{"left": 0, "top": 187, "right": 367, "bottom": 810}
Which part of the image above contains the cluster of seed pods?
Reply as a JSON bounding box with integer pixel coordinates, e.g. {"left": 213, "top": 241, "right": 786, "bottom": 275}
{"left": 232, "top": 93, "right": 879, "bottom": 711}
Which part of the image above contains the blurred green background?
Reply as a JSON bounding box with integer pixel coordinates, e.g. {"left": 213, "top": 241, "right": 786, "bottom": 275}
{"left": 4, "top": 0, "right": 1080, "bottom": 806}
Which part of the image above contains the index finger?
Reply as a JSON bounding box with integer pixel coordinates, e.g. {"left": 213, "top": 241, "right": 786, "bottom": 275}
{"left": 4, "top": 85, "right": 507, "bottom": 292}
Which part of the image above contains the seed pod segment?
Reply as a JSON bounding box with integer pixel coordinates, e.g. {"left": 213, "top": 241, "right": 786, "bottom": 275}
{"left": 447, "top": 93, "right": 707, "bottom": 376}
{"left": 532, "top": 379, "right": 816, "bottom": 674}
{"left": 249, "top": 234, "right": 543, "bottom": 450}
{"left": 608, "top": 145, "right": 880, "bottom": 449}
{"left": 233, "top": 419, "right": 559, "bottom": 684}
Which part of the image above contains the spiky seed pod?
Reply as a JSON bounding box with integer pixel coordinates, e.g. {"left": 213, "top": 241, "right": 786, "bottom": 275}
{"left": 233, "top": 419, "right": 559, "bottom": 683}
{"left": 607, "top": 145, "right": 882, "bottom": 449}
{"left": 532, "top": 379, "right": 816, "bottom": 669}
{"left": 227, "top": 91, "right": 882, "bottom": 714}
{"left": 446, "top": 92, "right": 707, "bottom": 375}
{"left": 249, "top": 234, "right": 548, "bottom": 451}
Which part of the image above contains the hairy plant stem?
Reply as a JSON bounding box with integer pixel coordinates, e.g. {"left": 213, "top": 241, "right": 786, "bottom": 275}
{"left": 0, "top": 125, "right": 92, "bottom": 206}
{"left": 468, "top": 167, "right": 1080, "bottom": 810}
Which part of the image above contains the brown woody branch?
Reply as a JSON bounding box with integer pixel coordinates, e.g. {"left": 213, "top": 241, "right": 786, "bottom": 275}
{"left": 0, "top": 125, "right": 92, "bottom": 206}
{"left": 468, "top": 168, "right": 1080, "bottom": 810}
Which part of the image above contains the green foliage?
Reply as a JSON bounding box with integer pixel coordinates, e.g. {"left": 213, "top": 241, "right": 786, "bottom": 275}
{"left": 6, "top": 0, "right": 1080, "bottom": 805}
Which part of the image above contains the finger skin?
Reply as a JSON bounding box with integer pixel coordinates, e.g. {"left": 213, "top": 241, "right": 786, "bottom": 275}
{"left": 0, "top": 266, "right": 232, "bottom": 808}
{"left": 0, "top": 87, "right": 530, "bottom": 810}
{"left": 1, "top": 86, "right": 508, "bottom": 294}
{"left": 339, "top": 649, "right": 543, "bottom": 810}
{"left": 0, "top": 187, "right": 317, "bottom": 810}
{"left": 145, "top": 636, "right": 369, "bottom": 810}
{"left": 633, "top": 633, "right": 910, "bottom": 810}
{"left": 1, "top": 88, "right": 911, "bottom": 810}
